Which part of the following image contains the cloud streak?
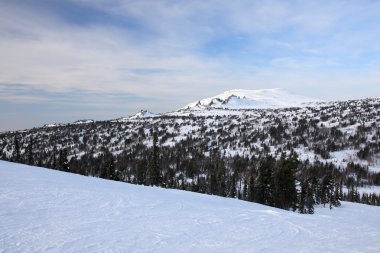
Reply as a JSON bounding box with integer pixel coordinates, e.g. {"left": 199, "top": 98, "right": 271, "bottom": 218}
{"left": 0, "top": 0, "right": 380, "bottom": 130}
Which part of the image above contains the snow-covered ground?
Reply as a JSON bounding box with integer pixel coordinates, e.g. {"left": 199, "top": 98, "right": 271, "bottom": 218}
{"left": 356, "top": 185, "right": 380, "bottom": 195}
{"left": 1, "top": 161, "right": 380, "bottom": 253}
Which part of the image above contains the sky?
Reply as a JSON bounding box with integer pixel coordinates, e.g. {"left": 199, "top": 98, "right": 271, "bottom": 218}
{"left": 1, "top": 0, "right": 380, "bottom": 131}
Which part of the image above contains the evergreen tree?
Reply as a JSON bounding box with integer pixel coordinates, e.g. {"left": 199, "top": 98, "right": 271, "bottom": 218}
{"left": 255, "top": 156, "right": 274, "bottom": 206}
{"left": 148, "top": 130, "right": 161, "bottom": 186}
{"left": 306, "top": 188, "right": 315, "bottom": 213}
{"left": 13, "top": 135, "right": 21, "bottom": 163}
{"left": 216, "top": 159, "right": 227, "bottom": 197}
{"left": 274, "top": 154, "right": 298, "bottom": 210}
{"left": 108, "top": 154, "right": 118, "bottom": 181}
{"left": 27, "top": 136, "right": 34, "bottom": 165}
{"left": 51, "top": 147, "right": 57, "bottom": 169}
{"left": 242, "top": 179, "right": 248, "bottom": 200}
{"left": 247, "top": 173, "right": 255, "bottom": 202}
{"left": 58, "top": 149, "right": 69, "bottom": 172}
{"left": 305, "top": 177, "right": 315, "bottom": 214}
{"left": 136, "top": 159, "right": 147, "bottom": 185}
{"left": 99, "top": 148, "right": 117, "bottom": 180}
{"left": 298, "top": 180, "right": 306, "bottom": 214}
{"left": 333, "top": 181, "right": 342, "bottom": 207}
{"left": 228, "top": 172, "right": 237, "bottom": 198}
{"left": 338, "top": 180, "right": 343, "bottom": 202}
{"left": 311, "top": 175, "right": 320, "bottom": 205}
{"left": 321, "top": 171, "right": 333, "bottom": 208}
{"left": 208, "top": 164, "right": 218, "bottom": 195}
{"left": 1, "top": 151, "right": 7, "bottom": 161}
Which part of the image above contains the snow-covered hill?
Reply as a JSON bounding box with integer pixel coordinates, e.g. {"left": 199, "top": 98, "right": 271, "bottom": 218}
{"left": 180, "top": 88, "right": 321, "bottom": 110}
{"left": 113, "top": 110, "right": 158, "bottom": 122}
{"left": 1, "top": 161, "right": 379, "bottom": 253}
{"left": 128, "top": 110, "right": 157, "bottom": 119}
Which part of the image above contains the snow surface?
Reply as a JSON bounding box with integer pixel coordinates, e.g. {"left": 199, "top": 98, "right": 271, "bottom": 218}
{"left": 356, "top": 186, "right": 380, "bottom": 195}
{"left": 1, "top": 161, "right": 380, "bottom": 253}
{"left": 181, "top": 88, "right": 322, "bottom": 110}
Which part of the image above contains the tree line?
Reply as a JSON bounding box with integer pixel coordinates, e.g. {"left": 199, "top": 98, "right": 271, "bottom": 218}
{"left": 5, "top": 132, "right": 380, "bottom": 213}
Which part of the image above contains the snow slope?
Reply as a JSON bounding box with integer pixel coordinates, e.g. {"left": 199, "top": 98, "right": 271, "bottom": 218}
{"left": 181, "top": 88, "right": 321, "bottom": 110}
{"left": 1, "top": 161, "right": 380, "bottom": 253}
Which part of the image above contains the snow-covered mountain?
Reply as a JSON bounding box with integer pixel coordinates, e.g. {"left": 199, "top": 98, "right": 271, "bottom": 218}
{"left": 180, "top": 88, "right": 322, "bottom": 110}
{"left": 129, "top": 110, "right": 157, "bottom": 119}
{"left": 1, "top": 91, "right": 380, "bottom": 212}
{"left": 40, "top": 89, "right": 319, "bottom": 127}
{"left": 73, "top": 119, "right": 94, "bottom": 125}
{"left": 43, "top": 119, "right": 94, "bottom": 128}
{"left": 114, "top": 110, "right": 158, "bottom": 122}
{"left": 1, "top": 161, "right": 380, "bottom": 253}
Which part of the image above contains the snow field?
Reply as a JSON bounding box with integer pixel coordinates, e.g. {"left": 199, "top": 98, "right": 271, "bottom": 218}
{"left": 1, "top": 161, "right": 380, "bottom": 253}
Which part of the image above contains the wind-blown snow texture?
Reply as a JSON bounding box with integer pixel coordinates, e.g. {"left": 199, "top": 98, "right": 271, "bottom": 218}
{"left": 181, "top": 88, "right": 321, "bottom": 110}
{"left": 1, "top": 161, "right": 379, "bottom": 253}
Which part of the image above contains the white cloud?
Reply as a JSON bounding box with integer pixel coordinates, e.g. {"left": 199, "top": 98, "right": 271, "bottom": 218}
{"left": 0, "top": 0, "right": 379, "bottom": 109}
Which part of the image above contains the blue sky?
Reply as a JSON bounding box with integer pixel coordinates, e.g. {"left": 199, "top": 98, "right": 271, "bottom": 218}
{"left": 1, "top": 0, "right": 380, "bottom": 131}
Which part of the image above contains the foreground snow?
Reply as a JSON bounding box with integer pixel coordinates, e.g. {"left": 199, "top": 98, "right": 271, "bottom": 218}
{"left": 1, "top": 161, "right": 379, "bottom": 253}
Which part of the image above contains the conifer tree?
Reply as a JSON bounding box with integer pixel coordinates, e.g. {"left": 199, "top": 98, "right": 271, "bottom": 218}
{"left": 311, "top": 175, "right": 320, "bottom": 204}
{"left": 108, "top": 154, "right": 118, "bottom": 181}
{"left": 13, "top": 135, "right": 21, "bottom": 163}
{"left": 274, "top": 154, "right": 298, "bottom": 210}
{"left": 298, "top": 180, "right": 306, "bottom": 214}
{"left": 255, "top": 156, "right": 274, "bottom": 206}
{"left": 208, "top": 164, "right": 218, "bottom": 195}
{"left": 58, "top": 149, "right": 69, "bottom": 172}
{"left": 51, "top": 147, "right": 57, "bottom": 169}
{"left": 228, "top": 172, "right": 237, "bottom": 198}
{"left": 247, "top": 173, "right": 255, "bottom": 202}
{"left": 305, "top": 177, "right": 315, "bottom": 214}
{"left": 338, "top": 180, "right": 343, "bottom": 202}
{"left": 136, "top": 159, "right": 147, "bottom": 185}
{"left": 216, "top": 159, "right": 227, "bottom": 197}
{"left": 1, "top": 151, "right": 7, "bottom": 161}
{"left": 321, "top": 171, "right": 333, "bottom": 207}
{"left": 242, "top": 179, "right": 248, "bottom": 200}
{"left": 27, "top": 136, "right": 34, "bottom": 165}
{"left": 148, "top": 130, "right": 161, "bottom": 186}
{"left": 333, "top": 181, "right": 342, "bottom": 207}
{"left": 99, "top": 148, "right": 117, "bottom": 180}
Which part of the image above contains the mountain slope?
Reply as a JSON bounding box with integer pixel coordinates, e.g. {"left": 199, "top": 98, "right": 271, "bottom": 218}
{"left": 180, "top": 88, "right": 321, "bottom": 110}
{"left": 1, "top": 161, "right": 380, "bottom": 253}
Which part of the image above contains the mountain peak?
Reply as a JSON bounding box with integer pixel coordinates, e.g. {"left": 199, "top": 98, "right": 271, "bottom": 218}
{"left": 130, "top": 110, "right": 157, "bottom": 119}
{"left": 181, "top": 88, "right": 320, "bottom": 110}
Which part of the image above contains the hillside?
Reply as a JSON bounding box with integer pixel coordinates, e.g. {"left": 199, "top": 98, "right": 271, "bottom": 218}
{"left": 1, "top": 161, "right": 379, "bottom": 253}
{"left": 1, "top": 89, "right": 380, "bottom": 209}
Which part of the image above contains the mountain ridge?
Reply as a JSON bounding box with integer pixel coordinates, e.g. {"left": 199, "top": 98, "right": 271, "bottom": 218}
{"left": 180, "top": 88, "right": 322, "bottom": 111}
{"left": 1, "top": 95, "right": 380, "bottom": 210}
{"left": 32, "top": 89, "right": 365, "bottom": 128}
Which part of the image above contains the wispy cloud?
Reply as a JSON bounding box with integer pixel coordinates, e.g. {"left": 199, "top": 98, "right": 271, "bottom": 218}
{"left": 0, "top": 83, "right": 164, "bottom": 108}
{"left": 0, "top": 0, "right": 380, "bottom": 130}
{"left": 0, "top": 82, "right": 172, "bottom": 131}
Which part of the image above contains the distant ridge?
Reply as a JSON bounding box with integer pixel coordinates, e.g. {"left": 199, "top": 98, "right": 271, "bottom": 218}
{"left": 180, "top": 88, "right": 321, "bottom": 110}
